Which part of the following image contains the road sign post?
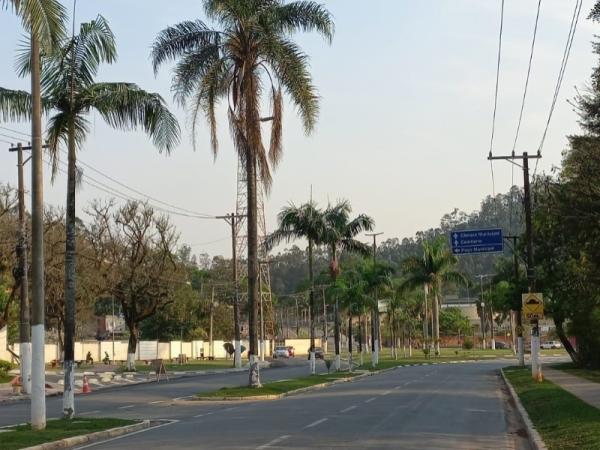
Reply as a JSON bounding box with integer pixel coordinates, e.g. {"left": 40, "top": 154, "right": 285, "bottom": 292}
{"left": 450, "top": 229, "right": 504, "bottom": 255}
{"left": 522, "top": 293, "right": 544, "bottom": 381}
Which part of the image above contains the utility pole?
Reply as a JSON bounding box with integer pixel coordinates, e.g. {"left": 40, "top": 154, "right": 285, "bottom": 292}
{"left": 321, "top": 286, "right": 327, "bottom": 353}
{"left": 365, "top": 232, "right": 383, "bottom": 367}
{"left": 489, "top": 151, "right": 541, "bottom": 378}
{"left": 9, "top": 143, "right": 32, "bottom": 394}
{"left": 505, "top": 235, "right": 524, "bottom": 366}
{"left": 209, "top": 286, "right": 214, "bottom": 360}
{"left": 217, "top": 213, "right": 246, "bottom": 368}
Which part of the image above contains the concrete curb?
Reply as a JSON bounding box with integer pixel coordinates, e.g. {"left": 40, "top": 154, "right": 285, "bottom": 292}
{"left": 20, "top": 420, "right": 150, "bottom": 450}
{"left": 500, "top": 369, "right": 548, "bottom": 450}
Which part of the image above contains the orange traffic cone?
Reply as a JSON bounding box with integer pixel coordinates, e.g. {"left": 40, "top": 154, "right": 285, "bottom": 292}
{"left": 82, "top": 375, "right": 91, "bottom": 394}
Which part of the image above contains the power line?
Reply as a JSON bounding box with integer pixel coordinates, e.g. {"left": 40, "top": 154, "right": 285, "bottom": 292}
{"left": 512, "top": 0, "right": 542, "bottom": 154}
{"left": 0, "top": 126, "right": 29, "bottom": 137}
{"left": 534, "top": 0, "right": 582, "bottom": 176}
{"left": 488, "top": 0, "right": 505, "bottom": 158}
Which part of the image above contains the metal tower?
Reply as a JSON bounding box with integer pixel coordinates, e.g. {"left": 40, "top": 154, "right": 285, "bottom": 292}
{"left": 234, "top": 158, "right": 276, "bottom": 349}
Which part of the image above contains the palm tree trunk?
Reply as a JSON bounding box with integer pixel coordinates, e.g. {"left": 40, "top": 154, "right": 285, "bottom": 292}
{"left": 348, "top": 314, "right": 353, "bottom": 372}
{"left": 62, "top": 120, "right": 77, "bottom": 419}
{"left": 333, "top": 297, "right": 340, "bottom": 370}
{"left": 358, "top": 315, "right": 363, "bottom": 366}
{"left": 308, "top": 240, "right": 315, "bottom": 374}
{"left": 433, "top": 292, "right": 440, "bottom": 356}
{"left": 30, "top": 34, "right": 46, "bottom": 431}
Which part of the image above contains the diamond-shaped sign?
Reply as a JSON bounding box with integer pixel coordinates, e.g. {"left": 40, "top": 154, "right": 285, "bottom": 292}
{"left": 522, "top": 293, "right": 544, "bottom": 321}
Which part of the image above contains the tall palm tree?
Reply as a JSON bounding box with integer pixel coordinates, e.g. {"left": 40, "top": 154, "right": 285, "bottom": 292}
{"left": 265, "top": 201, "right": 324, "bottom": 374}
{"left": 2, "top": 0, "right": 66, "bottom": 431}
{"left": 151, "top": 0, "right": 334, "bottom": 386}
{"left": 401, "top": 236, "right": 468, "bottom": 356}
{"left": 1, "top": 16, "right": 180, "bottom": 418}
{"left": 322, "top": 200, "right": 373, "bottom": 370}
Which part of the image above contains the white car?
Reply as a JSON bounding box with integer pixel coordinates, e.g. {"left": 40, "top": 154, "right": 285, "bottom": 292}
{"left": 540, "top": 341, "right": 562, "bottom": 349}
{"left": 273, "top": 346, "right": 289, "bottom": 358}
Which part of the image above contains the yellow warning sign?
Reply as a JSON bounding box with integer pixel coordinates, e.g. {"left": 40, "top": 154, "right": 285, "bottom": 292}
{"left": 522, "top": 293, "right": 544, "bottom": 321}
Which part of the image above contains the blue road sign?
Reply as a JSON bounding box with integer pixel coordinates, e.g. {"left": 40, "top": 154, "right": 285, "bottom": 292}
{"left": 450, "top": 228, "right": 503, "bottom": 255}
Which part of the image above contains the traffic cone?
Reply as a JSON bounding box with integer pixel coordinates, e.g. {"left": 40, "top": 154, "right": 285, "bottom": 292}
{"left": 82, "top": 375, "right": 91, "bottom": 394}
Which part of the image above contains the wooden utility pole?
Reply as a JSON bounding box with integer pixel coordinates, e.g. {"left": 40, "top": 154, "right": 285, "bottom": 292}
{"left": 489, "top": 151, "right": 541, "bottom": 377}
{"left": 9, "top": 143, "right": 32, "bottom": 394}
{"left": 217, "top": 213, "right": 246, "bottom": 368}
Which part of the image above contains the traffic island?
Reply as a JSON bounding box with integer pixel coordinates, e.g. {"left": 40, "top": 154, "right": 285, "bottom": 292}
{"left": 195, "top": 371, "right": 364, "bottom": 401}
{"left": 0, "top": 418, "right": 144, "bottom": 450}
{"left": 503, "top": 366, "right": 600, "bottom": 450}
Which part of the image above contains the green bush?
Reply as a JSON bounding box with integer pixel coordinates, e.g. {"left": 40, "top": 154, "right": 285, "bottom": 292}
{"left": 462, "top": 338, "right": 474, "bottom": 350}
{"left": 0, "top": 359, "right": 14, "bottom": 376}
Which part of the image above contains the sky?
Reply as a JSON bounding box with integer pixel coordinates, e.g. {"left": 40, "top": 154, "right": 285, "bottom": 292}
{"left": 0, "top": 0, "right": 597, "bottom": 258}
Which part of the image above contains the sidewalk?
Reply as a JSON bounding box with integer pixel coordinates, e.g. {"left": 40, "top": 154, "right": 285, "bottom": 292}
{"left": 543, "top": 367, "right": 600, "bottom": 410}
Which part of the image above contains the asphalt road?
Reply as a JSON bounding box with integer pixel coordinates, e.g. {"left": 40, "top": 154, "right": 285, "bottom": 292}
{"left": 44, "top": 360, "right": 527, "bottom": 450}
{"left": 0, "top": 358, "right": 322, "bottom": 428}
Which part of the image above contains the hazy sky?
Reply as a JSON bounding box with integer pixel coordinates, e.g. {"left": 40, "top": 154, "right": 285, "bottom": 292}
{"left": 0, "top": 0, "right": 596, "bottom": 257}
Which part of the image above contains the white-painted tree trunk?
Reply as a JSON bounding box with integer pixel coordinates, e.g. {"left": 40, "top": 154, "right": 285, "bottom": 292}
{"left": 374, "top": 339, "right": 379, "bottom": 366}
{"left": 234, "top": 340, "right": 242, "bottom": 368}
{"left": 249, "top": 354, "right": 261, "bottom": 387}
{"left": 309, "top": 351, "right": 316, "bottom": 374}
{"left": 127, "top": 353, "right": 135, "bottom": 371}
{"left": 518, "top": 337, "right": 525, "bottom": 366}
{"left": 31, "top": 324, "right": 46, "bottom": 430}
{"left": 491, "top": 338, "right": 496, "bottom": 350}
{"left": 260, "top": 340, "right": 265, "bottom": 362}
{"left": 360, "top": 349, "right": 364, "bottom": 366}
{"left": 334, "top": 354, "right": 340, "bottom": 371}
{"left": 348, "top": 352, "right": 353, "bottom": 373}
{"left": 531, "top": 335, "right": 541, "bottom": 380}
{"left": 62, "top": 360, "right": 75, "bottom": 418}
{"left": 20, "top": 342, "right": 31, "bottom": 394}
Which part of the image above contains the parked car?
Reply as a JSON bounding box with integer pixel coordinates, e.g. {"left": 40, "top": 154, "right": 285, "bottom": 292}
{"left": 494, "top": 341, "right": 509, "bottom": 349}
{"left": 273, "top": 346, "right": 290, "bottom": 358}
{"left": 541, "top": 341, "right": 562, "bottom": 349}
{"left": 307, "top": 347, "right": 325, "bottom": 360}
{"left": 286, "top": 346, "right": 295, "bottom": 357}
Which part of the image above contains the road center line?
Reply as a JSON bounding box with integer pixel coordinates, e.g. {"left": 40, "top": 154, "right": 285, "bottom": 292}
{"left": 394, "top": 386, "right": 402, "bottom": 390}
{"left": 194, "top": 412, "right": 214, "bottom": 418}
{"left": 149, "top": 400, "right": 165, "bottom": 404}
{"left": 340, "top": 405, "right": 357, "bottom": 413}
{"left": 256, "top": 435, "right": 291, "bottom": 449}
{"left": 364, "top": 397, "right": 376, "bottom": 403}
{"left": 118, "top": 405, "right": 135, "bottom": 409}
{"left": 172, "top": 395, "right": 192, "bottom": 401}
{"left": 78, "top": 410, "right": 100, "bottom": 416}
{"left": 381, "top": 390, "right": 392, "bottom": 396}
{"left": 222, "top": 407, "right": 240, "bottom": 412}
{"left": 304, "top": 418, "right": 328, "bottom": 429}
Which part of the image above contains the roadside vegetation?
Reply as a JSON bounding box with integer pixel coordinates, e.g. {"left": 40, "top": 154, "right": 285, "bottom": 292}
{"left": 504, "top": 366, "right": 600, "bottom": 450}
{"left": 0, "top": 418, "right": 136, "bottom": 450}
{"left": 552, "top": 362, "right": 600, "bottom": 384}
{"left": 198, "top": 372, "right": 359, "bottom": 399}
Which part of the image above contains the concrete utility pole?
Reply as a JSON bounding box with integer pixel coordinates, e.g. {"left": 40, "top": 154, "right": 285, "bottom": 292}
{"left": 505, "top": 235, "right": 525, "bottom": 366}
{"left": 489, "top": 151, "right": 541, "bottom": 378}
{"left": 30, "top": 33, "right": 46, "bottom": 430}
{"left": 9, "top": 143, "right": 31, "bottom": 394}
{"left": 365, "top": 232, "right": 383, "bottom": 367}
{"left": 209, "top": 286, "right": 214, "bottom": 360}
{"left": 217, "top": 213, "right": 246, "bottom": 368}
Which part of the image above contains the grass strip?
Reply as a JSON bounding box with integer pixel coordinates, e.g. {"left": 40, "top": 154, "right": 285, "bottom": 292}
{"left": 198, "top": 371, "right": 359, "bottom": 398}
{"left": 504, "top": 366, "right": 600, "bottom": 450}
{"left": 552, "top": 362, "right": 600, "bottom": 384}
{"left": 123, "top": 361, "right": 232, "bottom": 373}
{"left": 0, "top": 418, "right": 136, "bottom": 450}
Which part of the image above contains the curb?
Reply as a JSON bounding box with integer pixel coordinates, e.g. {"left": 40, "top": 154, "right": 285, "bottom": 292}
{"left": 500, "top": 368, "right": 547, "bottom": 450}
{"left": 20, "top": 420, "right": 150, "bottom": 450}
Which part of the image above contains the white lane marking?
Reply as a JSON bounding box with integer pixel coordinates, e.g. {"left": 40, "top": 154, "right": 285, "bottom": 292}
{"left": 381, "top": 390, "right": 392, "bottom": 396}
{"left": 340, "top": 405, "right": 357, "bottom": 413}
{"left": 256, "top": 435, "right": 291, "bottom": 449}
{"left": 222, "top": 406, "right": 240, "bottom": 412}
{"left": 172, "top": 395, "right": 192, "bottom": 401}
{"left": 394, "top": 386, "right": 402, "bottom": 390}
{"left": 194, "top": 412, "right": 214, "bottom": 418}
{"left": 364, "top": 397, "right": 376, "bottom": 403}
{"left": 304, "top": 418, "right": 328, "bottom": 429}
{"left": 149, "top": 400, "right": 165, "bottom": 404}
{"left": 118, "top": 405, "right": 135, "bottom": 409}
{"left": 78, "top": 410, "right": 100, "bottom": 416}
{"left": 75, "top": 419, "right": 179, "bottom": 449}
{"left": 467, "top": 408, "right": 497, "bottom": 413}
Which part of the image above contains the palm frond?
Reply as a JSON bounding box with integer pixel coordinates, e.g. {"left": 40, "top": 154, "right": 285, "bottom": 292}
{"left": 270, "top": 1, "right": 334, "bottom": 43}
{"left": 0, "top": 87, "right": 33, "bottom": 121}
{"left": 8, "top": 0, "right": 66, "bottom": 50}
{"left": 45, "top": 111, "right": 88, "bottom": 181}
{"left": 86, "top": 82, "right": 180, "bottom": 153}
{"left": 268, "top": 86, "right": 283, "bottom": 168}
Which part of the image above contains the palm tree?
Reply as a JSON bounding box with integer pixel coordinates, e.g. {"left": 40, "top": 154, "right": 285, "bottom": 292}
{"left": 265, "top": 201, "right": 324, "bottom": 374}
{"left": 151, "top": 0, "right": 334, "bottom": 386}
{"left": 322, "top": 200, "right": 373, "bottom": 370}
{"left": 1, "top": 16, "right": 180, "bottom": 418}
{"left": 400, "top": 236, "right": 468, "bottom": 356}
{"left": 2, "top": 0, "right": 66, "bottom": 431}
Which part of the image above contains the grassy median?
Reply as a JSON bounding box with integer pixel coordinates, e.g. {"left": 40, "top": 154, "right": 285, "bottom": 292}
{"left": 124, "top": 360, "right": 232, "bottom": 373}
{"left": 198, "top": 371, "right": 360, "bottom": 398}
{"left": 0, "top": 418, "right": 136, "bottom": 450}
{"left": 504, "top": 366, "right": 600, "bottom": 450}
